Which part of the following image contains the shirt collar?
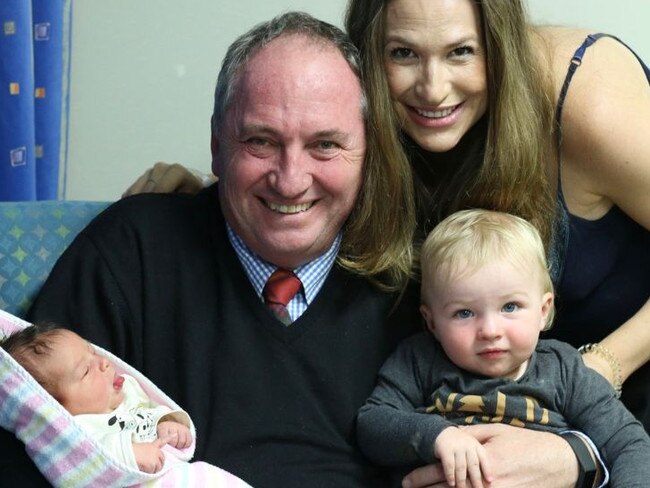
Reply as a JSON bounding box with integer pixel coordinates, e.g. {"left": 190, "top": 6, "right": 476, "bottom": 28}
{"left": 226, "top": 224, "right": 341, "bottom": 304}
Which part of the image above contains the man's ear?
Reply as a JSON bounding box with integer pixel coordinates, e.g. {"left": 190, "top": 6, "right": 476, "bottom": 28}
{"left": 420, "top": 304, "right": 436, "bottom": 336}
{"left": 211, "top": 133, "right": 220, "bottom": 177}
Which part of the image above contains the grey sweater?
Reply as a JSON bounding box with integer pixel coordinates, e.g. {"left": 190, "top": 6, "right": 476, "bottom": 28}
{"left": 358, "top": 332, "right": 650, "bottom": 487}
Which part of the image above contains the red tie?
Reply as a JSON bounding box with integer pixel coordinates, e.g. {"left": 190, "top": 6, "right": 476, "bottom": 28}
{"left": 263, "top": 268, "right": 302, "bottom": 325}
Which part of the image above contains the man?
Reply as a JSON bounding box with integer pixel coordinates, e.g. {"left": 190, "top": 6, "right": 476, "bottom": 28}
{"left": 7, "top": 13, "right": 417, "bottom": 488}
{"left": 3, "top": 12, "right": 593, "bottom": 488}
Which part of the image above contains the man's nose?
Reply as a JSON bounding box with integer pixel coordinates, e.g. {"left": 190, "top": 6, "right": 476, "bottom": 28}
{"left": 270, "top": 147, "right": 312, "bottom": 197}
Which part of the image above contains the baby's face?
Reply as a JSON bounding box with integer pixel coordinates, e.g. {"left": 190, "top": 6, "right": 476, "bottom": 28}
{"left": 43, "top": 330, "right": 125, "bottom": 415}
{"left": 420, "top": 258, "right": 553, "bottom": 380}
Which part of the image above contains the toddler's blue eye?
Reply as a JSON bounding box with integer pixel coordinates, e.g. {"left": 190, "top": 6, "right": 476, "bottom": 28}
{"left": 455, "top": 309, "right": 473, "bottom": 319}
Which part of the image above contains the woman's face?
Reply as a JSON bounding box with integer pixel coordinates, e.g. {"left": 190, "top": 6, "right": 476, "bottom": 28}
{"left": 383, "top": 0, "right": 488, "bottom": 153}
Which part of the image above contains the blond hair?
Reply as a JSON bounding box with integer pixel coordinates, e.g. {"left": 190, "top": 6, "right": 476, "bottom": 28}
{"left": 420, "top": 209, "right": 555, "bottom": 328}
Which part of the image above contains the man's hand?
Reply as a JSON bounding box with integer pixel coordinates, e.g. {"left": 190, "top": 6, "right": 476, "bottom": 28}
{"left": 122, "top": 162, "right": 209, "bottom": 197}
{"left": 132, "top": 439, "right": 167, "bottom": 473}
{"left": 157, "top": 420, "right": 192, "bottom": 449}
{"left": 403, "top": 424, "right": 579, "bottom": 488}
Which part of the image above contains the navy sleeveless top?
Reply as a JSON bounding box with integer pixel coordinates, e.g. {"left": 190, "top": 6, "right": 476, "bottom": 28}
{"left": 546, "top": 34, "right": 650, "bottom": 430}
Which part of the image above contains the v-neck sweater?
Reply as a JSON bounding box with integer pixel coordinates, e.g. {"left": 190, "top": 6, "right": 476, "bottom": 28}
{"left": 27, "top": 185, "right": 420, "bottom": 488}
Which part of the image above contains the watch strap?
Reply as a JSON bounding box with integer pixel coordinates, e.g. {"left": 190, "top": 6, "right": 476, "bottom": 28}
{"left": 560, "top": 432, "right": 597, "bottom": 488}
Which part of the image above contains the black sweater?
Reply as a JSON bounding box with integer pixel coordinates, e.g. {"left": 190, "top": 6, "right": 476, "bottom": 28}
{"left": 18, "top": 186, "right": 420, "bottom": 488}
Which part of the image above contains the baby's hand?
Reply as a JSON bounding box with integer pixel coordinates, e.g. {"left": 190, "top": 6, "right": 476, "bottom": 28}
{"left": 434, "top": 426, "right": 492, "bottom": 488}
{"left": 157, "top": 420, "right": 192, "bottom": 449}
{"left": 132, "top": 439, "right": 166, "bottom": 473}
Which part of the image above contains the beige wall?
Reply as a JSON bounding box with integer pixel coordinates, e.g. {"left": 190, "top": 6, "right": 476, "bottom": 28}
{"left": 63, "top": 0, "right": 649, "bottom": 200}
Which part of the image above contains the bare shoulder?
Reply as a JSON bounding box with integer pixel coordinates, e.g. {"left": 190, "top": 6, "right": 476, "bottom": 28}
{"left": 532, "top": 27, "right": 650, "bottom": 225}
{"left": 530, "top": 26, "right": 646, "bottom": 98}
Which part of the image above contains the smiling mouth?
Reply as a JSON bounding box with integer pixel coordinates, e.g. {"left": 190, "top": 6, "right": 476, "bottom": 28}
{"left": 266, "top": 201, "right": 313, "bottom": 214}
{"left": 413, "top": 104, "right": 459, "bottom": 119}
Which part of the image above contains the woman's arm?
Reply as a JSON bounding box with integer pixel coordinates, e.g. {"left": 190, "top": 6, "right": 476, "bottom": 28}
{"left": 556, "top": 34, "right": 650, "bottom": 386}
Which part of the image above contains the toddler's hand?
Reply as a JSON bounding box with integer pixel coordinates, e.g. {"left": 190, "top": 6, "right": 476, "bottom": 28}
{"left": 435, "top": 426, "right": 492, "bottom": 488}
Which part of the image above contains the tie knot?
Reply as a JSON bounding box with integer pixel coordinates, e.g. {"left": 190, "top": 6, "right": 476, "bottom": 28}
{"left": 263, "top": 268, "right": 302, "bottom": 307}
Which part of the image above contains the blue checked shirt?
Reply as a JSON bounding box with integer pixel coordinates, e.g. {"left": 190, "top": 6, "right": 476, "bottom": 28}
{"left": 226, "top": 224, "right": 340, "bottom": 323}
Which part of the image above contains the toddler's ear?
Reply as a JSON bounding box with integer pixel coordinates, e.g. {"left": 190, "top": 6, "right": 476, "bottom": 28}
{"left": 419, "top": 304, "right": 436, "bottom": 335}
{"left": 540, "top": 292, "right": 554, "bottom": 330}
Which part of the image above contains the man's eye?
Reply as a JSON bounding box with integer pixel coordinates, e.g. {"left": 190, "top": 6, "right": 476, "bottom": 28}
{"left": 317, "top": 141, "right": 339, "bottom": 151}
{"left": 310, "top": 140, "right": 341, "bottom": 160}
{"left": 247, "top": 138, "right": 269, "bottom": 146}
{"left": 244, "top": 138, "right": 275, "bottom": 156}
{"left": 502, "top": 302, "right": 518, "bottom": 313}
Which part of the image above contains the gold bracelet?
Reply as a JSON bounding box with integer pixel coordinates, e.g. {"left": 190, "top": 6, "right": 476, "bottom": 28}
{"left": 578, "top": 343, "right": 623, "bottom": 398}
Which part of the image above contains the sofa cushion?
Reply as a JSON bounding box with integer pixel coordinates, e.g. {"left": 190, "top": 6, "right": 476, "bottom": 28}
{"left": 0, "top": 201, "right": 109, "bottom": 317}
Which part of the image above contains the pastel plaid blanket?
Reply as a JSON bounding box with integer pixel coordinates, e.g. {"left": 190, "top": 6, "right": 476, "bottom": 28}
{"left": 0, "top": 309, "right": 252, "bottom": 487}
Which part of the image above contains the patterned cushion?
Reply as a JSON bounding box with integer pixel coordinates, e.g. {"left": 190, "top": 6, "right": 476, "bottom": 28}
{"left": 0, "top": 201, "right": 110, "bottom": 317}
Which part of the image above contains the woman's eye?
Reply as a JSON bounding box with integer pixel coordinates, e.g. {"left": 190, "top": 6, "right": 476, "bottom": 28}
{"left": 450, "top": 45, "right": 474, "bottom": 57}
{"left": 502, "top": 302, "right": 518, "bottom": 313}
{"left": 388, "top": 47, "right": 415, "bottom": 60}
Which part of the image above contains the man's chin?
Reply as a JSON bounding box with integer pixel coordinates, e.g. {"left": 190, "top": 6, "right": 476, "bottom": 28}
{"left": 255, "top": 240, "right": 324, "bottom": 269}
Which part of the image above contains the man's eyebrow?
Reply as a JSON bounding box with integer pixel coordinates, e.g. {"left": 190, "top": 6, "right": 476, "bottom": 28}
{"left": 312, "top": 130, "right": 350, "bottom": 141}
{"left": 237, "top": 126, "right": 351, "bottom": 142}
{"left": 237, "top": 124, "right": 277, "bottom": 137}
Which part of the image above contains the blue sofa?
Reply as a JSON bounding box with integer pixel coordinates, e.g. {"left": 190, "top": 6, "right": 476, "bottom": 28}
{"left": 0, "top": 200, "right": 110, "bottom": 318}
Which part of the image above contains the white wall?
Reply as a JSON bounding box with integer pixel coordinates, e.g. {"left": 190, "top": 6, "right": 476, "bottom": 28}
{"left": 63, "top": 0, "right": 649, "bottom": 200}
{"left": 527, "top": 1, "right": 648, "bottom": 59}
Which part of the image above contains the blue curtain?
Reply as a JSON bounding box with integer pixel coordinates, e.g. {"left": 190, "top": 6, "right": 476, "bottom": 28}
{"left": 0, "top": 0, "right": 71, "bottom": 201}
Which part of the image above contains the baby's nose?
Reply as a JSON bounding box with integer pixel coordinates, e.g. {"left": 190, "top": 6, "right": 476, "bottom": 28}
{"left": 99, "top": 357, "right": 110, "bottom": 371}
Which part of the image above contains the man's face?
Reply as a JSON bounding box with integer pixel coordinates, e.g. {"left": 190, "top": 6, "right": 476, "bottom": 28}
{"left": 213, "top": 34, "right": 366, "bottom": 269}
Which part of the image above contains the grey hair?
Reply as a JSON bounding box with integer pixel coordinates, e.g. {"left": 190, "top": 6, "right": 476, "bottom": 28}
{"left": 211, "top": 11, "right": 367, "bottom": 135}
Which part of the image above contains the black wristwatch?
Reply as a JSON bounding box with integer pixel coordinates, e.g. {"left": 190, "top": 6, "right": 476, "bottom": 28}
{"left": 560, "top": 432, "right": 598, "bottom": 488}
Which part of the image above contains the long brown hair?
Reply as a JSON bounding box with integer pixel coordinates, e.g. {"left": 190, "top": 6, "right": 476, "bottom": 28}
{"left": 346, "top": 0, "right": 556, "bottom": 249}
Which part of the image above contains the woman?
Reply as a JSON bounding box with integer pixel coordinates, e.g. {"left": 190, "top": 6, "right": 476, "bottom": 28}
{"left": 347, "top": 0, "right": 650, "bottom": 434}
{"left": 128, "top": 0, "right": 650, "bottom": 432}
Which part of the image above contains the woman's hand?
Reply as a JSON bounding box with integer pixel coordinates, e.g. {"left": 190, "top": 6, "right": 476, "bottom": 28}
{"left": 122, "top": 162, "right": 211, "bottom": 197}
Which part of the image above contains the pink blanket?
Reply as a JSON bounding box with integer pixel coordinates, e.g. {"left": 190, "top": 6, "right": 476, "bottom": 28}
{"left": 0, "top": 309, "right": 252, "bottom": 487}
